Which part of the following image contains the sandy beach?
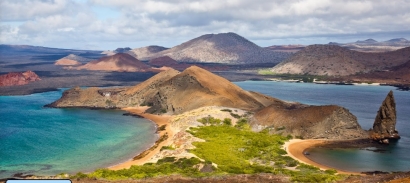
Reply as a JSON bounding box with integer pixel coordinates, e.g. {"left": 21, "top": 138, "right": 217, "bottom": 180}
{"left": 108, "top": 106, "right": 362, "bottom": 175}
{"left": 109, "top": 107, "right": 174, "bottom": 170}
{"left": 284, "top": 139, "right": 362, "bottom": 175}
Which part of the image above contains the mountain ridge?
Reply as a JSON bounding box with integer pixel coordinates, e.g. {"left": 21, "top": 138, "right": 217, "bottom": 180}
{"left": 271, "top": 45, "right": 410, "bottom": 76}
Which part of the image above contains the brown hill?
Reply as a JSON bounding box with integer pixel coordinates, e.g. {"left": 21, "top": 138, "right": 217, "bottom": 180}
{"left": 47, "top": 66, "right": 368, "bottom": 140}
{"left": 271, "top": 45, "right": 410, "bottom": 76}
{"left": 130, "top": 46, "right": 169, "bottom": 60}
{"left": 343, "top": 60, "right": 410, "bottom": 84}
{"left": 77, "top": 53, "right": 151, "bottom": 72}
{"left": 150, "top": 32, "right": 291, "bottom": 64}
{"left": 148, "top": 56, "right": 179, "bottom": 67}
{"left": 55, "top": 54, "right": 91, "bottom": 66}
{"left": 48, "top": 66, "right": 279, "bottom": 113}
{"left": 0, "top": 71, "right": 41, "bottom": 86}
{"left": 252, "top": 104, "right": 368, "bottom": 139}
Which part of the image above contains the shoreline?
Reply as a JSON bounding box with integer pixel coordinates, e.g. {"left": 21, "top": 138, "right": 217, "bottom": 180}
{"left": 284, "top": 139, "right": 362, "bottom": 175}
{"left": 108, "top": 107, "right": 174, "bottom": 170}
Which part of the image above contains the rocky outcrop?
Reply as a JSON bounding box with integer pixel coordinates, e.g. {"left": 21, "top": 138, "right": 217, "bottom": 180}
{"left": 0, "top": 71, "right": 41, "bottom": 87}
{"left": 370, "top": 91, "right": 400, "bottom": 144}
{"left": 252, "top": 104, "right": 368, "bottom": 140}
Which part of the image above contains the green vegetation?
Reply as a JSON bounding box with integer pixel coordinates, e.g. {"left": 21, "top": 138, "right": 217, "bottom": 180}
{"left": 160, "top": 145, "right": 175, "bottom": 151}
{"left": 158, "top": 124, "right": 166, "bottom": 131}
{"left": 230, "top": 112, "right": 241, "bottom": 119}
{"left": 197, "top": 116, "right": 222, "bottom": 125}
{"left": 73, "top": 117, "right": 346, "bottom": 182}
{"left": 222, "top": 118, "right": 232, "bottom": 126}
{"left": 72, "top": 157, "right": 209, "bottom": 180}
{"left": 160, "top": 108, "right": 167, "bottom": 113}
{"left": 220, "top": 109, "right": 232, "bottom": 112}
{"left": 258, "top": 69, "right": 276, "bottom": 75}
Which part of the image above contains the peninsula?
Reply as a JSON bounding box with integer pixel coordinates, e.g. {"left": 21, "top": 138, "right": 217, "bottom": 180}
{"left": 42, "top": 66, "right": 405, "bottom": 182}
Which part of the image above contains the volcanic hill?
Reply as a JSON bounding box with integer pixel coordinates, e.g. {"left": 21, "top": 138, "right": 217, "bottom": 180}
{"left": 130, "top": 46, "right": 169, "bottom": 60}
{"left": 47, "top": 66, "right": 368, "bottom": 139}
{"left": 149, "top": 32, "right": 291, "bottom": 64}
{"left": 55, "top": 54, "right": 91, "bottom": 66}
{"left": 77, "top": 53, "right": 151, "bottom": 72}
{"left": 271, "top": 45, "right": 410, "bottom": 76}
{"left": 0, "top": 71, "right": 41, "bottom": 87}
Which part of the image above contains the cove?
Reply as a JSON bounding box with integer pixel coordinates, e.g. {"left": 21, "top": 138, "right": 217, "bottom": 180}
{"left": 236, "top": 81, "right": 410, "bottom": 172}
{"left": 0, "top": 89, "right": 157, "bottom": 179}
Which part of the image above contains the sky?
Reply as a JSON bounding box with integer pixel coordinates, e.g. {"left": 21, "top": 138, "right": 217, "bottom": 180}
{"left": 0, "top": 0, "right": 409, "bottom": 50}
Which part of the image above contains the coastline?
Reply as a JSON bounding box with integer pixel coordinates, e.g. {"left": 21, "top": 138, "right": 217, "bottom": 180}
{"left": 284, "top": 139, "right": 362, "bottom": 175}
{"left": 108, "top": 107, "right": 174, "bottom": 170}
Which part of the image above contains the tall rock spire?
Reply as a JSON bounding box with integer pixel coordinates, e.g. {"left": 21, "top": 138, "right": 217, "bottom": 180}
{"left": 370, "top": 90, "right": 400, "bottom": 144}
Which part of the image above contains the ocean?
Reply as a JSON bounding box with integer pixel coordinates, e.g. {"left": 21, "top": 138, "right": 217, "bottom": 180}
{"left": 0, "top": 89, "right": 157, "bottom": 179}
{"left": 236, "top": 81, "right": 410, "bottom": 172}
{"left": 1, "top": 81, "right": 409, "bottom": 178}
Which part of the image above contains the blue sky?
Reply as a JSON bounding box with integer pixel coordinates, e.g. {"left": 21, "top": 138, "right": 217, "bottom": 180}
{"left": 1, "top": 0, "right": 409, "bottom": 50}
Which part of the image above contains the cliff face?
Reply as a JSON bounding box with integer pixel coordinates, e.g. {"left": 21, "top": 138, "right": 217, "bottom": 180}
{"left": 252, "top": 104, "right": 368, "bottom": 140}
{"left": 370, "top": 91, "right": 400, "bottom": 144}
{"left": 0, "top": 71, "right": 41, "bottom": 87}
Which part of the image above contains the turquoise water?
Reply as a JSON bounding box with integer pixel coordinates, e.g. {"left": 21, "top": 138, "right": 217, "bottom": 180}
{"left": 0, "top": 89, "right": 157, "bottom": 179}
{"left": 236, "top": 81, "right": 410, "bottom": 172}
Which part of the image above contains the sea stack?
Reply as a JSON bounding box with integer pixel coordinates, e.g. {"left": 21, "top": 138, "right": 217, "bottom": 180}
{"left": 370, "top": 90, "right": 400, "bottom": 144}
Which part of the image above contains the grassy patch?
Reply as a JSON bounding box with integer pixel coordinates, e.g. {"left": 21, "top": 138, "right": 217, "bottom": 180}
{"left": 73, "top": 119, "right": 346, "bottom": 182}
{"left": 258, "top": 69, "right": 276, "bottom": 75}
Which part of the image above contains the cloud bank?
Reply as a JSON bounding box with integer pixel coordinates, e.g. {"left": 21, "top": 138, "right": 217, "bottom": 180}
{"left": 1, "top": 0, "right": 409, "bottom": 50}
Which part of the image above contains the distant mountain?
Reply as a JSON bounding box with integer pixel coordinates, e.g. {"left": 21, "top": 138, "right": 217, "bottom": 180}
{"left": 101, "top": 47, "right": 137, "bottom": 58}
{"left": 385, "top": 38, "right": 409, "bottom": 43}
{"left": 355, "top": 39, "right": 378, "bottom": 44}
{"left": 271, "top": 45, "right": 410, "bottom": 76}
{"left": 264, "top": 45, "right": 305, "bottom": 53}
{"left": 0, "top": 71, "right": 41, "bottom": 86}
{"left": 150, "top": 32, "right": 290, "bottom": 64}
{"left": 55, "top": 54, "right": 91, "bottom": 66}
{"left": 271, "top": 45, "right": 366, "bottom": 76}
{"left": 0, "top": 44, "right": 101, "bottom": 55}
{"left": 130, "top": 46, "right": 169, "bottom": 60}
{"left": 343, "top": 59, "right": 410, "bottom": 85}
{"left": 148, "top": 56, "right": 179, "bottom": 67}
{"left": 77, "top": 53, "right": 151, "bottom": 72}
{"left": 114, "top": 47, "right": 132, "bottom": 53}
{"left": 329, "top": 38, "right": 410, "bottom": 52}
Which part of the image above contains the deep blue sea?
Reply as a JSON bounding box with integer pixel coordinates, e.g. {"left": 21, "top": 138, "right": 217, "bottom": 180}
{"left": 0, "top": 89, "right": 157, "bottom": 179}
{"left": 236, "top": 81, "right": 410, "bottom": 172}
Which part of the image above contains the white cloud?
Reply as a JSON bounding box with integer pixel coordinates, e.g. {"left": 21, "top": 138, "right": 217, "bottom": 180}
{"left": 0, "top": 0, "right": 409, "bottom": 49}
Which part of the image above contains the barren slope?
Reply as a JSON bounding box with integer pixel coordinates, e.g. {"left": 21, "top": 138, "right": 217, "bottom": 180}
{"left": 55, "top": 54, "right": 91, "bottom": 65}
{"left": 130, "top": 46, "right": 169, "bottom": 60}
{"left": 151, "top": 32, "right": 290, "bottom": 64}
{"left": 252, "top": 104, "right": 368, "bottom": 140}
{"left": 272, "top": 45, "right": 410, "bottom": 76}
{"left": 77, "top": 53, "right": 151, "bottom": 72}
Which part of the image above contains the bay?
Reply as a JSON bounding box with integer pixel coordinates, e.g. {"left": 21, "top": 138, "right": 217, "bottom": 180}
{"left": 236, "top": 81, "right": 410, "bottom": 172}
{"left": 0, "top": 89, "right": 157, "bottom": 179}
